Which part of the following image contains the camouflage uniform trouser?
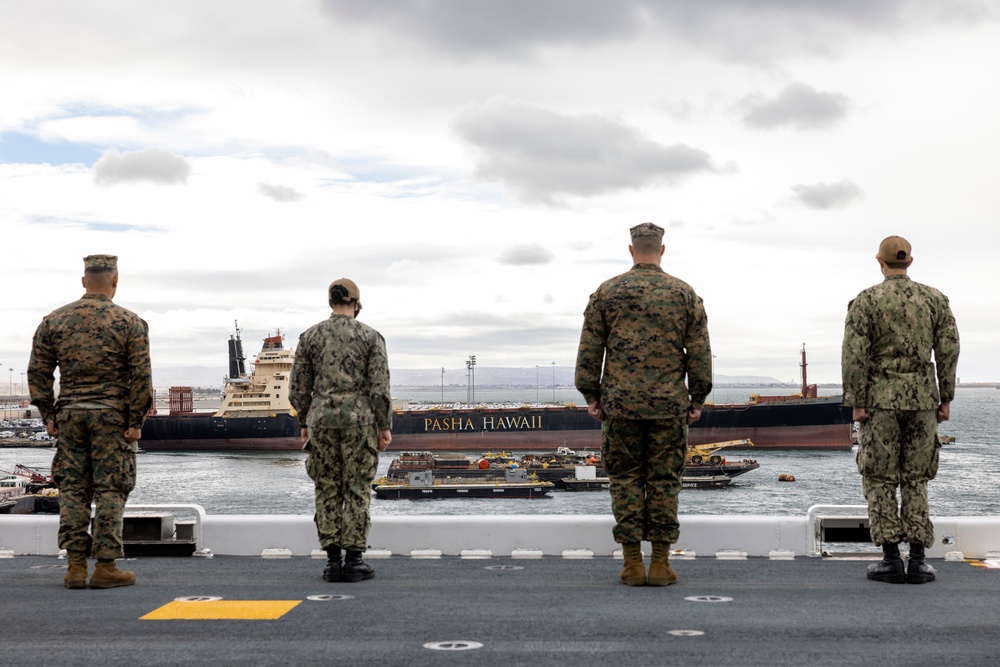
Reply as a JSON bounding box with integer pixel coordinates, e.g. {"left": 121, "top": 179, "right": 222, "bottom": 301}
{"left": 602, "top": 417, "right": 687, "bottom": 544}
{"left": 856, "top": 409, "right": 940, "bottom": 547}
{"left": 51, "top": 408, "right": 136, "bottom": 560}
{"left": 304, "top": 424, "right": 378, "bottom": 552}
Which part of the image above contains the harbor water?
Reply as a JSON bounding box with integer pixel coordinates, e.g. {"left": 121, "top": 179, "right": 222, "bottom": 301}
{"left": 3, "top": 387, "right": 998, "bottom": 518}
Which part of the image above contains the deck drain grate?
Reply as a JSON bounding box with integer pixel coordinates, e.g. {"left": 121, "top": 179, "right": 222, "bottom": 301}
{"left": 174, "top": 596, "right": 223, "bottom": 602}
{"left": 424, "top": 641, "right": 484, "bottom": 651}
{"left": 307, "top": 594, "right": 354, "bottom": 601}
{"left": 668, "top": 630, "right": 705, "bottom": 636}
{"left": 685, "top": 595, "right": 733, "bottom": 603}
{"left": 484, "top": 565, "right": 524, "bottom": 571}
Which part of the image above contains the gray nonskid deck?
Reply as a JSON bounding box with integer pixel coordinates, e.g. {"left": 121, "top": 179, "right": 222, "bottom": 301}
{"left": 2, "top": 556, "right": 999, "bottom": 667}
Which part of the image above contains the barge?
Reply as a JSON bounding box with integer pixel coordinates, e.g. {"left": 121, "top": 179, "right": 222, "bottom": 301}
{"left": 372, "top": 469, "right": 554, "bottom": 500}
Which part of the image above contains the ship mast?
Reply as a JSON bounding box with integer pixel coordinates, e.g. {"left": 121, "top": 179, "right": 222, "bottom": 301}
{"left": 800, "top": 343, "right": 807, "bottom": 397}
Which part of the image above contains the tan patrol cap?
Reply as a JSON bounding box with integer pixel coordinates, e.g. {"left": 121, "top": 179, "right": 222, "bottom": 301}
{"left": 877, "top": 236, "right": 911, "bottom": 264}
{"left": 328, "top": 277, "right": 361, "bottom": 308}
{"left": 83, "top": 254, "right": 118, "bottom": 272}
{"left": 630, "top": 222, "right": 664, "bottom": 242}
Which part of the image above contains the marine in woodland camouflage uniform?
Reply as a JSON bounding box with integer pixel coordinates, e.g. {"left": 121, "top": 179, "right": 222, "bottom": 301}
{"left": 289, "top": 277, "right": 392, "bottom": 583}
{"left": 575, "top": 223, "right": 712, "bottom": 586}
{"left": 842, "top": 236, "right": 959, "bottom": 584}
{"left": 28, "top": 254, "right": 153, "bottom": 589}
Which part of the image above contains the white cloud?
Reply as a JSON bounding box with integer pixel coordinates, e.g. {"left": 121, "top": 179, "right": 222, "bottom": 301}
{"left": 258, "top": 182, "right": 305, "bottom": 202}
{"left": 2, "top": 1, "right": 1000, "bottom": 383}
{"left": 498, "top": 244, "right": 555, "bottom": 266}
{"left": 319, "top": 0, "right": 994, "bottom": 61}
{"left": 93, "top": 147, "right": 191, "bottom": 185}
{"left": 791, "top": 180, "right": 865, "bottom": 210}
{"left": 454, "top": 97, "right": 721, "bottom": 204}
{"left": 742, "top": 83, "right": 851, "bottom": 130}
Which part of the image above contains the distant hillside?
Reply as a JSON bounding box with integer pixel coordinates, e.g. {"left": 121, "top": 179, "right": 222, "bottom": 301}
{"left": 152, "top": 366, "right": 785, "bottom": 390}
{"left": 153, "top": 366, "right": 227, "bottom": 389}
{"left": 389, "top": 368, "right": 783, "bottom": 387}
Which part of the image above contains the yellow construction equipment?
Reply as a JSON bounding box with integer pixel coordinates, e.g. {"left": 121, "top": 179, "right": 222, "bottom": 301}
{"left": 687, "top": 439, "right": 753, "bottom": 465}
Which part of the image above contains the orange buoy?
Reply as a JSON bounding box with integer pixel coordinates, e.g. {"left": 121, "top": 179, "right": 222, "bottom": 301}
{"left": 478, "top": 459, "right": 489, "bottom": 469}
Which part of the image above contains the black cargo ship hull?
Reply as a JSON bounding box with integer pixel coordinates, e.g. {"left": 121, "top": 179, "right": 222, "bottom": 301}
{"left": 139, "top": 413, "right": 302, "bottom": 451}
{"left": 390, "top": 396, "right": 853, "bottom": 452}
{"left": 138, "top": 396, "right": 852, "bottom": 452}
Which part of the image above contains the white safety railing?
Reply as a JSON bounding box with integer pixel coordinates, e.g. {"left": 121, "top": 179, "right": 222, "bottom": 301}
{"left": 2, "top": 507, "right": 998, "bottom": 559}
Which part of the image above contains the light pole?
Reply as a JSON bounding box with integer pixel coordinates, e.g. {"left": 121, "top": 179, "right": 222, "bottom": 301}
{"left": 551, "top": 361, "right": 556, "bottom": 402}
{"left": 441, "top": 367, "right": 445, "bottom": 403}
{"left": 535, "top": 365, "right": 539, "bottom": 402}
{"left": 712, "top": 354, "right": 717, "bottom": 404}
{"left": 467, "top": 355, "right": 477, "bottom": 404}
{"left": 465, "top": 359, "right": 471, "bottom": 403}
{"left": 8, "top": 368, "right": 12, "bottom": 420}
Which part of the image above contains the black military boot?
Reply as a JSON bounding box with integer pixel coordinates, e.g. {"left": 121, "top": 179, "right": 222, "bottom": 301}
{"left": 322, "top": 547, "right": 342, "bottom": 583}
{"left": 867, "top": 542, "right": 906, "bottom": 583}
{"left": 906, "top": 543, "right": 936, "bottom": 584}
{"left": 341, "top": 550, "right": 375, "bottom": 582}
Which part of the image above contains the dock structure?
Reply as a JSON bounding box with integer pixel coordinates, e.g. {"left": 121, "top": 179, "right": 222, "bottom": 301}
{"left": 2, "top": 509, "right": 1000, "bottom": 666}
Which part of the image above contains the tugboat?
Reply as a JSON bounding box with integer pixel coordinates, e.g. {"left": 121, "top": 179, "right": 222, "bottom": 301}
{"left": 140, "top": 323, "right": 301, "bottom": 451}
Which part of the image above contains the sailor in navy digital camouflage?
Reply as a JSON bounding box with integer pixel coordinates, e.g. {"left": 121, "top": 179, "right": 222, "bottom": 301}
{"left": 289, "top": 277, "right": 392, "bottom": 583}
{"left": 575, "top": 223, "right": 712, "bottom": 587}
{"left": 842, "top": 235, "right": 959, "bottom": 584}
{"left": 28, "top": 254, "right": 153, "bottom": 589}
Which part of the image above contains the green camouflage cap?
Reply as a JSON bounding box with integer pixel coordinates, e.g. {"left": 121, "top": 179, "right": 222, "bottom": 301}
{"left": 877, "top": 236, "right": 911, "bottom": 264}
{"left": 83, "top": 254, "right": 118, "bottom": 272}
{"left": 630, "top": 222, "right": 664, "bottom": 242}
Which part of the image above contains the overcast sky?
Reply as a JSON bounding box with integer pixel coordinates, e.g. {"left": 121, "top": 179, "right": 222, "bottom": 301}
{"left": 2, "top": 0, "right": 999, "bottom": 388}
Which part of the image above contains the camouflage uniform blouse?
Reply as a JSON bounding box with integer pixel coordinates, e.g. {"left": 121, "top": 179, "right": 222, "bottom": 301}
{"left": 575, "top": 263, "right": 713, "bottom": 420}
{"left": 842, "top": 274, "right": 959, "bottom": 411}
{"left": 28, "top": 293, "right": 153, "bottom": 430}
{"left": 289, "top": 314, "right": 391, "bottom": 432}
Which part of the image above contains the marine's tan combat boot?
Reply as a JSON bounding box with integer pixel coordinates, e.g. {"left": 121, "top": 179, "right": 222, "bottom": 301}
{"left": 620, "top": 542, "right": 646, "bottom": 586}
{"left": 89, "top": 559, "right": 136, "bottom": 589}
{"left": 64, "top": 551, "right": 88, "bottom": 589}
{"left": 647, "top": 541, "right": 678, "bottom": 586}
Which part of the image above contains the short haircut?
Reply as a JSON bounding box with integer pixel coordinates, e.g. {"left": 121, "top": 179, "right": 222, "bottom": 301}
{"left": 632, "top": 236, "right": 662, "bottom": 255}
{"left": 84, "top": 269, "right": 116, "bottom": 287}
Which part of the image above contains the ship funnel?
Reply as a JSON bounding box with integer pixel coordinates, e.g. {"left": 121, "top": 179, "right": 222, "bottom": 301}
{"left": 228, "top": 324, "right": 247, "bottom": 378}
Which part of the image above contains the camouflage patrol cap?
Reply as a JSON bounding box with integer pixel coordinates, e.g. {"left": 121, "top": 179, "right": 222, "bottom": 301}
{"left": 328, "top": 277, "right": 361, "bottom": 305}
{"left": 630, "top": 223, "right": 664, "bottom": 243}
{"left": 877, "top": 236, "right": 911, "bottom": 264}
{"left": 83, "top": 254, "right": 118, "bottom": 272}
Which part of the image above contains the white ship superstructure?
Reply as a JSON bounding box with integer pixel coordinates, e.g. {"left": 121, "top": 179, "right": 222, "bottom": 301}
{"left": 214, "top": 324, "right": 296, "bottom": 419}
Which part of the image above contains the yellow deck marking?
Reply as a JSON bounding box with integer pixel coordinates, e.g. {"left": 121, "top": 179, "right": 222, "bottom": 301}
{"left": 141, "top": 600, "right": 302, "bottom": 620}
{"left": 967, "top": 559, "right": 1000, "bottom": 569}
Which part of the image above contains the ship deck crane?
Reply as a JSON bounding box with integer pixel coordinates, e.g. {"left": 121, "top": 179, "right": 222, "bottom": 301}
{"left": 688, "top": 439, "right": 754, "bottom": 465}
